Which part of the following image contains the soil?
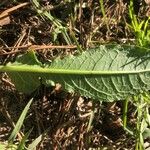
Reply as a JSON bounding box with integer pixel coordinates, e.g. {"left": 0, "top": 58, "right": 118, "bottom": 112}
{"left": 0, "top": 0, "right": 149, "bottom": 150}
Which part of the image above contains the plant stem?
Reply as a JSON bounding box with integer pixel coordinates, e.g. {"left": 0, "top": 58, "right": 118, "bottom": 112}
{"left": 123, "top": 97, "right": 129, "bottom": 128}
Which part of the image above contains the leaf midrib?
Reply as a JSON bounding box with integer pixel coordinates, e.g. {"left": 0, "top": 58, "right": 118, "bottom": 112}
{"left": 0, "top": 65, "right": 149, "bottom": 75}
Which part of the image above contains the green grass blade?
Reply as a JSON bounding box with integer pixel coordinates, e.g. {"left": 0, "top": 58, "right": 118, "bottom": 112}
{"left": 70, "top": 30, "right": 83, "bottom": 53}
{"left": 28, "top": 127, "right": 50, "bottom": 150}
{"left": 17, "top": 129, "right": 32, "bottom": 150}
{"left": 8, "top": 99, "right": 33, "bottom": 142}
{"left": 32, "top": 0, "right": 40, "bottom": 8}
{"left": 31, "top": 0, "right": 72, "bottom": 45}
{"left": 28, "top": 134, "right": 43, "bottom": 150}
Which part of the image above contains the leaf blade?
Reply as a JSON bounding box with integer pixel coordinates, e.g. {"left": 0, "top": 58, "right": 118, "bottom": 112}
{"left": 1, "top": 44, "right": 150, "bottom": 101}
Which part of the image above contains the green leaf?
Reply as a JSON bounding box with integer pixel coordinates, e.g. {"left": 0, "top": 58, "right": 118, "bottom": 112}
{"left": 8, "top": 99, "right": 33, "bottom": 142}
{"left": 0, "top": 44, "right": 150, "bottom": 102}
{"left": 28, "top": 134, "right": 43, "bottom": 150}
{"left": 143, "top": 128, "right": 150, "bottom": 139}
{"left": 7, "top": 51, "right": 42, "bottom": 93}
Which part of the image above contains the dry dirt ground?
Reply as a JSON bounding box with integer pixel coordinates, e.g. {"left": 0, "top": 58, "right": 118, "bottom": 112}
{"left": 0, "top": 0, "right": 149, "bottom": 150}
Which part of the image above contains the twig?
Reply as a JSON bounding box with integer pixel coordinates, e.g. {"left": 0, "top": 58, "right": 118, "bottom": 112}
{"left": 0, "top": 2, "right": 29, "bottom": 19}
{"left": 0, "top": 45, "right": 77, "bottom": 55}
{"left": 1, "top": 77, "right": 15, "bottom": 87}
